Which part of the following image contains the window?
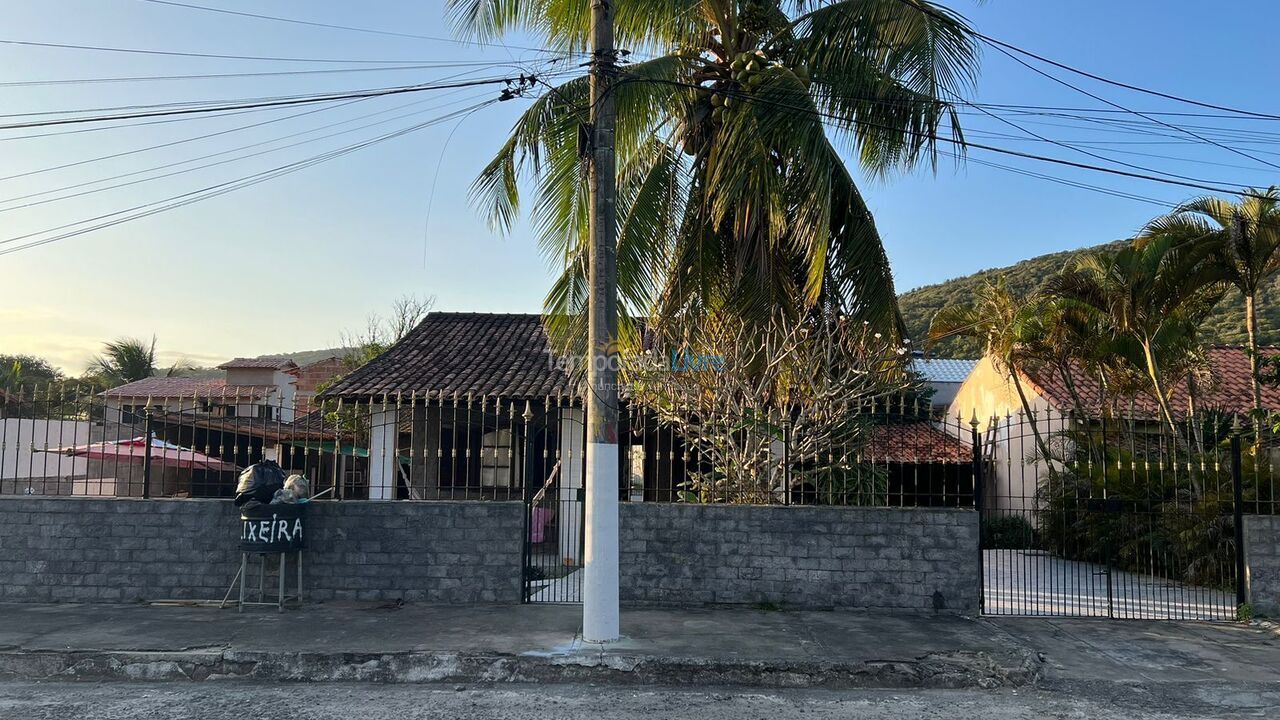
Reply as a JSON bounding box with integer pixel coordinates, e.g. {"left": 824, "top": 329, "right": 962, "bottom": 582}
{"left": 480, "top": 429, "right": 520, "bottom": 488}
{"left": 119, "top": 404, "right": 139, "bottom": 425}
{"left": 257, "top": 404, "right": 274, "bottom": 421}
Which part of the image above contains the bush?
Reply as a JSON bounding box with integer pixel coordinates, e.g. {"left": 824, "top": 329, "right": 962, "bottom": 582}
{"left": 982, "top": 514, "right": 1038, "bottom": 549}
{"left": 1035, "top": 430, "right": 1276, "bottom": 590}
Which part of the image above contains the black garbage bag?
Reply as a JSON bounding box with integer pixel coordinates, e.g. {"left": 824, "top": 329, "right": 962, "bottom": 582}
{"left": 233, "top": 460, "right": 286, "bottom": 507}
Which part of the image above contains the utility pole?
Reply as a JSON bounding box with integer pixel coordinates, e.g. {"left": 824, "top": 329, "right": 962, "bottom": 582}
{"left": 582, "top": 0, "right": 620, "bottom": 643}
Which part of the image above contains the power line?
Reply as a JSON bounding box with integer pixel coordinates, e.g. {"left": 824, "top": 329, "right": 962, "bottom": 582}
{"left": 0, "top": 75, "right": 527, "bottom": 131}
{"left": 0, "top": 98, "right": 369, "bottom": 182}
{"left": 139, "top": 0, "right": 589, "bottom": 57}
{"left": 633, "top": 76, "right": 1274, "bottom": 200}
{"left": 0, "top": 36, "right": 564, "bottom": 65}
{"left": 888, "top": 0, "right": 1280, "bottom": 122}
{"left": 0, "top": 62, "right": 521, "bottom": 88}
{"left": 0, "top": 89, "right": 491, "bottom": 212}
{"left": 981, "top": 40, "right": 1280, "bottom": 173}
{"left": 0, "top": 99, "right": 501, "bottom": 256}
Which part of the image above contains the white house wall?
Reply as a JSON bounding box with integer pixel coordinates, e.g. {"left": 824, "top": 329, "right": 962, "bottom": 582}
{"left": 1, "top": 419, "right": 90, "bottom": 481}
{"left": 946, "top": 355, "right": 1057, "bottom": 516}
{"left": 558, "top": 407, "right": 584, "bottom": 566}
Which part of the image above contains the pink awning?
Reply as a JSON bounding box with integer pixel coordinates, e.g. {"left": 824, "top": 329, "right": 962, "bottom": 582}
{"left": 39, "top": 436, "right": 238, "bottom": 472}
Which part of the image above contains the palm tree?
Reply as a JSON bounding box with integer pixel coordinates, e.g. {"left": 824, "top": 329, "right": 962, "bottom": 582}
{"left": 928, "top": 278, "right": 1053, "bottom": 460}
{"left": 91, "top": 337, "right": 182, "bottom": 387}
{"left": 1141, "top": 187, "right": 1280, "bottom": 440}
{"left": 455, "top": 0, "right": 979, "bottom": 352}
{"left": 1046, "top": 236, "right": 1226, "bottom": 435}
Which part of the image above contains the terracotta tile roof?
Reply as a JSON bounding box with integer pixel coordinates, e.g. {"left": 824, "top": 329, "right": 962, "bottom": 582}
{"left": 322, "top": 313, "right": 573, "bottom": 399}
{"left": 217, "top": 357, "right": 298, "bottom": 371}
{"left": 1020, "top": 346, "right": 1280, "bottom": 418}
{"left": 101, "top": 377, "right": 275, "bottom": 399}
{"left": 149, "top": 409, "right": 334, "bottom": 442}
{"left": 865, "top": 422, "right": 971, "bottom": 464}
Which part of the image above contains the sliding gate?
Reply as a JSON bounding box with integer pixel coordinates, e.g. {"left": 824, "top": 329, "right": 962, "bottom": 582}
{"left": 977, "top": 412, "right": 1246, "bottom": 620}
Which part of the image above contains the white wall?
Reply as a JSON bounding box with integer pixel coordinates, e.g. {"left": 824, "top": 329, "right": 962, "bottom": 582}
{"left": 946, "top": 356, "right": 1059, "bottom": 516}
{"left": 558, "top": 407, "right": 585, "bottom": 565}
{"left": 1, "top": 418, "right": 90, "bottom": 481}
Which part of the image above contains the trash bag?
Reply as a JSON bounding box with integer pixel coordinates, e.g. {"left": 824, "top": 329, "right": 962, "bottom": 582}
{"left": 284, "top": 474, "right": 310, "bottom": 500}
{"left": 268, "top": 474, "right": 310, "bottom": 505}
{"left": 233, "top": 460, "right": 285, "bottom": 507}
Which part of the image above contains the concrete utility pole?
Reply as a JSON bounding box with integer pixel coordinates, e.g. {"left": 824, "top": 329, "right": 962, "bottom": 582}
{"left": 582, "top": 0, "right": 620, "bottom": 643}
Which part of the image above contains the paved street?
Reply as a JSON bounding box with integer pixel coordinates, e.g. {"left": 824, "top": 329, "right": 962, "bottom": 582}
{"left": 1, "top": 679, "right": 1276, "bottom": 720}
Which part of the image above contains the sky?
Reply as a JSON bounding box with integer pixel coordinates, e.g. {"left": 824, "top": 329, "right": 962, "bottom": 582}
{"left": 2, "top": 1, "right": 1279, "bottom": 374}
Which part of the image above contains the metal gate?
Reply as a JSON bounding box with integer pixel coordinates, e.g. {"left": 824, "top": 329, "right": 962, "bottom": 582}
{"left": 975, "top": 411, "right": 1246, "bottom": 620}
{"left": 522, "top": 410, "right": 585, "bottom": 603}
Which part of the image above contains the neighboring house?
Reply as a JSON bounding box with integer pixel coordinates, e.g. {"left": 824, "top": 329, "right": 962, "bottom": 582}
{"left": 293, "top": 356, "right": 346, "bottom": 414}
{"left": 99, "top": 356, "right": 350, "bottom": 425}
{"left": 946, "top": 346, "right": 1280, "bottom": 514}
{"left": 909, "top": 354, "right": 978, "bottom": 410}
{"left": 91, "top": 356, "right": 345, "bottom": 498}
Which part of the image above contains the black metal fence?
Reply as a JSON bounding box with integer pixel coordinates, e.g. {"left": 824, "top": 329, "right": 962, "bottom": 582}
{"left": 0, "top": 385, "right": 977, "bottom": 506}
{"left": 975, "top": 407, "right": 1276, "bottom": 620}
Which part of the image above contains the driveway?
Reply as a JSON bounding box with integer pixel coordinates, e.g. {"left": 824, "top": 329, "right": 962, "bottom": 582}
{"left": 983, "top": 549, "right": 1235, "bottom": 620}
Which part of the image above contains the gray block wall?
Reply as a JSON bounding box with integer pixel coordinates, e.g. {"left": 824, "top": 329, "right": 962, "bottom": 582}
{"left": 1245, "top": 515, "right": 1280, "bottom": 617}
{"left": 619, "top": 504, "right": 979, "bottom": 613}
{"left": 0, "top": 498, "right": 523, "bottom": 604}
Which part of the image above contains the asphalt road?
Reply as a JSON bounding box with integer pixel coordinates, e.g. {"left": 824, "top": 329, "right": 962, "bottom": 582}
{"left": 1, "top": 681, "right": 1276, "bottom": 720}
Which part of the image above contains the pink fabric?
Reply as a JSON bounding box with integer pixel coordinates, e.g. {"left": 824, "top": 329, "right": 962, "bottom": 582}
{"left": 41, "top": 437, "right": 237, "bottom": 471}
{"left": 530, "top": 507, "right": 553, "bottom": 544}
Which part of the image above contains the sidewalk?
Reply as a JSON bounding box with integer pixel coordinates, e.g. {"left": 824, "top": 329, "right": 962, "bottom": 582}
{"left": 0, "top": 602, "right": 1275, "bottom": 690}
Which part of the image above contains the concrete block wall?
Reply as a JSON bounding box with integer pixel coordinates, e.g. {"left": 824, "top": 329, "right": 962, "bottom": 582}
{"left": 619, "top": 504, "right": 979, "bottom": 612}
{"left": 1245, "top": 515, "right": 1280, "bottom": 617}
{"left": 0, "top": 498, "right": 523, "bottom": 604}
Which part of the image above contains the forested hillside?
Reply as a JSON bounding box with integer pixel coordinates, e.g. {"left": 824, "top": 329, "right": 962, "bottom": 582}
{"left": 899, "top": 242, "right": 1280, "bottom": 358}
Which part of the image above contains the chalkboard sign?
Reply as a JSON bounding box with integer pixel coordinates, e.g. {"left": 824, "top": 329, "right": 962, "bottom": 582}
{"left": 240, "top": 504, "right": 306, "bottom": 552}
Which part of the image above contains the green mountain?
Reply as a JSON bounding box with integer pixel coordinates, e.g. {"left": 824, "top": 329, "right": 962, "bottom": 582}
{"left": 898, "top": 242, "right": 1280, "bottom": 358}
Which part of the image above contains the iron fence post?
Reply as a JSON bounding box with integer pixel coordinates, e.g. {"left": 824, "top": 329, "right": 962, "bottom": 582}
{"left": 783, "top": 419, "right": 791, "bottom": 506}
{"left": 1231, "top": 417, "right": 1247, "bottom": 608}
{"left": 142, "top": 407, "right": 154, "bottom": 499}
{"left": 970, "top": 412, "right": 984, "bottom": 614}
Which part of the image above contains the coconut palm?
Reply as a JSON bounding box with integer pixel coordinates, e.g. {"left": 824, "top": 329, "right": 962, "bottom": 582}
{"left": 928, "top": 278, "right": 1053, "bottom": 460}
{"left": 1141, "top": 187, "right": 1280, "bottom": 440}
{"left": 454, "top": 0, "right": 979, "bottom": 353}
{"left": 90, "top": 337, "right": 183, "bottom": 387}
{"left": 1046, "top": 236, "right": 1226, "bottom": 435}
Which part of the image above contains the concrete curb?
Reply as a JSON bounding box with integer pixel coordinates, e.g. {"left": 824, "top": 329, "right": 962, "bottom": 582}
{"left": 0, "top": 647, "right": 1043, "bottom": 689}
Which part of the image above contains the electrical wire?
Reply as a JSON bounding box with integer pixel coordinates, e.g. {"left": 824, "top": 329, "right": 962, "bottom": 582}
{"left": 138, "top": 0, "right": 590, "bottom": 57}
{"left": 0, "top": 36, "right": 566, "bottom": 65}
{"left": 887, "top": 0, "right": 1280, "bottom": 121}
{"left": 630, "top": 75, "right": 1275, "bottom": 199}
{"left": 0, "top": 75, "right": 526, "bottom": 131}
{"left": 0, "top": 89, "right": 492, "bottom": 212}
{"left": 0, "top": 62, "right": 550, "bottom": 181}
{"left": 0, "top": 99, "right": 501, "bottom": 256}
{"left": 0, "top": 62, "right": 527, "bottom": 88}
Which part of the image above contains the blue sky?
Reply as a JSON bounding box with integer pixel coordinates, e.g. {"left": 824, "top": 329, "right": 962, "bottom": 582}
{"left": 2, "top": 1, "right": 1278, "bottom": 372}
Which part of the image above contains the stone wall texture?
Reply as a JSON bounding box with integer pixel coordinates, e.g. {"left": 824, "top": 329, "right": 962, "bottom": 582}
{"left": 618, "top": 504, "right": 980, "bottom": 613}
{"left": 0, "top": 498, "right": 523, "bottom": 604}
{"left": 1245, "top": 515, "right": 1280, "bottom": 617}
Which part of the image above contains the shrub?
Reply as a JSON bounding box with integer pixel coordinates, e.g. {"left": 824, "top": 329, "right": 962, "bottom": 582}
{"left": 982, "top": 514, "right": 1038, "bottom": 549}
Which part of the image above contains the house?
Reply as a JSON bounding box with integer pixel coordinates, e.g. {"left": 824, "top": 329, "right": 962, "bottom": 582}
{"left": 321, "top": 313, "right": 977, "bottom": 554}
{"left": 89, "top": 356, "right": 346, "bottom": 498}
{"left": 946, "top": 345, "right": 1280, "bottom": 513}
{"left": 909, "top": 354, "right": 978, "bottom": 410}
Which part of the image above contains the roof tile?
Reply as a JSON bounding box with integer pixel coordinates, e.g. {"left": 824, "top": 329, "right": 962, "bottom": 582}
{"left": 322, "top": 313, "right": 573, "bottom": 399}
